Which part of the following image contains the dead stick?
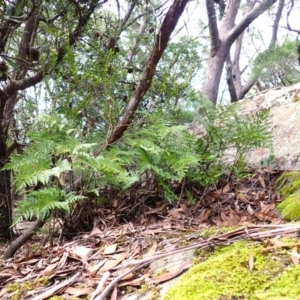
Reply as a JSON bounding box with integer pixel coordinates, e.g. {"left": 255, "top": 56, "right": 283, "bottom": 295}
{"left": 90, "top": 271, "right": 111, "bottom": 300}
{"left": 97, "top": 262, "right": 150, "bottom": 300}
{"left": 31, "top": 271, "right": 81, "bottom": 300}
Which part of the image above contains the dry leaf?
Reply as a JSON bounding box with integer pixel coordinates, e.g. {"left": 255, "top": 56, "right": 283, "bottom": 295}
{"left": 65, "top": 287, "right": 93, "bottom": 297}
{"left": 146, "top": 262, "right": 191, "bottom": 285}
{"left": 249, "top": 253, "right": 254, "bottom": 271}
{"left": 99, "top": 251, "right": 129, "bottom": 273}
{"left": 143, "top": 241, "right": 157, "bottom": 258}
{"left": 74, "top": 246, "right": 93, "bottom": 260}
{"left": 290, "top": 247, "right": 300, "bottom": 265}
{"left": 258, "top": 175, "right": 266, "bottom": 188}
{"left": 104, "top": 244, "right": 118, "bottom": 255}
{"left": 89, "top": 260, "right": 107, "bottom": 275}
{"left": 41, "top": 263, "right": 58, "bottom": 275}
{"left": 222, "top": 183, "right": 231, "bottom": 193}
{"left": 110, "top": 286, "right": 118, "bottom": 300}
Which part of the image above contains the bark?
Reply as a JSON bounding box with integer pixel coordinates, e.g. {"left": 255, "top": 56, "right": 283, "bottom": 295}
{"left": 3, "top": 219, "right": 46, "bottom": 259}
{"left": 270, "top": 0, "right": 285, "bottom": 47}
{"left": 231, "top": 0, "right": 284, "bottom": 100}
{"left": 202, "top": 0, "right": 277, "bottom": 104}
{"left": 226, "top": 55, "right": 238, "bottom": 102}
{"left": 206, "top": 0, "right": 220, "bottom": 56}
{"left": 100, "top": 0, "right": 189, "bottom": 149}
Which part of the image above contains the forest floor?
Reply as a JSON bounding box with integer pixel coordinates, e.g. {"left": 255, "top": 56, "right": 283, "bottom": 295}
{"left": 1, "top": 168, "right": 300, "bottom": 299}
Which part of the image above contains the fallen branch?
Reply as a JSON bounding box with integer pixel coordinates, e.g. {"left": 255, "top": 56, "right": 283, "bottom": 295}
{"left": 98, "top": 224, "right": 300, "bottom": 298}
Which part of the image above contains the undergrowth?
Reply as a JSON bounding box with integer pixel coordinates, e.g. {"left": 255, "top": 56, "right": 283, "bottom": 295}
{"left": 4, "top": 97, "right": 271, "bottom": 226}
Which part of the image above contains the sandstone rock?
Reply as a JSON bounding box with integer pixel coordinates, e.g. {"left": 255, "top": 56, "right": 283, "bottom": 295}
{"left": 239, "top": 82, "right": 300, "bottom": 170}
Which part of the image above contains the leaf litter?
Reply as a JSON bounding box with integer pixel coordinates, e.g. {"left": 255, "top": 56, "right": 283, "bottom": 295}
{"left": 0, "top": 168, "right": 298, "bottom": 299}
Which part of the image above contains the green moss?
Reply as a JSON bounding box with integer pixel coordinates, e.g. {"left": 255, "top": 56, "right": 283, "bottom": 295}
{"left": 277, "top": 193, "right": 300, "bottom": 221}
{"left": 163, "top": 242, "right": 286, "bottom": 300}
{"left": 276, "top": 171, "right": 300, "bottom": 197}
{"left": 276, "top": 171, "right": 300, "bottom": 220}
{"left": 6, "top": 277, "right": 50, "bottom": 300}
{"left": 254, "top": 266, "right": 300, "bottom": 299}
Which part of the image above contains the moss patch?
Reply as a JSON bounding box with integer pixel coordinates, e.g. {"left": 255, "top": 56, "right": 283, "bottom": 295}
{"left": 276, "top": 171, "right": 300, "bottom": 221}
{"left": 163, "top": 241, "right": 294, "bottom": 300}
{"left": 254, "top": 265, "right": 300, "bottom": 299}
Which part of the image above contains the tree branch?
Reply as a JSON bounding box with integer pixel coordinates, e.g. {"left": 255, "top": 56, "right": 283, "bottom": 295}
{"left": 227, "top": 0, "right": 277, "bottom": 45}
{"left": 99, "top": 0, "right": 189, "bottom": 152}
{"left": 206, "top": 0, "right": 220, "bottom": 56}
{"left": 270, "top": 0, "right": 285, "bottom": 46}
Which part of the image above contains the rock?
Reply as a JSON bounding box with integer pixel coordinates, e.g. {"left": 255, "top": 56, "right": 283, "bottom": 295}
{"left": 239, "top": 82, "right": 300, "bottom": 170}
{"left": 190, "top": 82, "right": 300, "bottom": 170}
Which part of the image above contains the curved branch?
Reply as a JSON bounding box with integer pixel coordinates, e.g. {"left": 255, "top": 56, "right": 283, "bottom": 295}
{"left": 227, "top": 0, "right": 277, "bottom": 45}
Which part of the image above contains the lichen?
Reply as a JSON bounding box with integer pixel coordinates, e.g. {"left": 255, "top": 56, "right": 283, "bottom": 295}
{"left": 163, "top": 241, "right": 289, "bottom": 300}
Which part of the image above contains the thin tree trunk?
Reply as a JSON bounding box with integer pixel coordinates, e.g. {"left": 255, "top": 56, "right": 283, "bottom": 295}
{"left": 100, "top": 0, "right": 189, "bottom": 149}
{"left": 201, "top": 0, "right": 277, "bottom": 104}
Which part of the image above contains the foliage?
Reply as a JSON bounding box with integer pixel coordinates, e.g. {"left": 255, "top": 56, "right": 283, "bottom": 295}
{"left": 5, "top": 93, "right": 272, "bottom": 222}
{"left": 252, "top": 39, "right": 300, "bottom": 88}
{"left": 192, "top": 98, "right": 272, "bottom": 180}
{"left": 276, "top": 171, "right": 300, "bottom": 221}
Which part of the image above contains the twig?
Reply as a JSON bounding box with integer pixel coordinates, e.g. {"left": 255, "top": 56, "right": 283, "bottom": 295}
{"left": 30, "top": 271, "right": 81, "bottom": 300}
{"left": 90, "top": 271, "right": 111, "bottom": 300}
{"left": 98, "top": 262, "right": 150, "bottom": 300}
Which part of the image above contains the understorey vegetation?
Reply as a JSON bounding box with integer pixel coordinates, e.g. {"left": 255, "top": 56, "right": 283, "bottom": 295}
{"left": 0, "top": 0, "right": 298, "bottom": 259}
{"left": 6, "top": 101, "right": 271, "bottom": 233}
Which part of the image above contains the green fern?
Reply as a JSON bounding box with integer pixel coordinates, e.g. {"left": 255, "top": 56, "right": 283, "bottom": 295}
{"left": 13, "top": 188, "right": 85, "bottom": 225}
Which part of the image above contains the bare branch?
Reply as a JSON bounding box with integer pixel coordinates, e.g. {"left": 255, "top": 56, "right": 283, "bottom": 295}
{"left": 227, "top": 0, "right": 277, "bottom": 46}
{"left": 206, "top": 0, "right": 220, "bottom": 56}
{"left": 286, "top": 0, "right": 300, "bottom": 34}
{"left": 270, "top": 0, "right": 285, "bottom": 46}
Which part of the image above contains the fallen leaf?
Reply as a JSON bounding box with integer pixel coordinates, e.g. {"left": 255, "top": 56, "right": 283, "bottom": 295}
{"left": 41, "top": 263, "right": 58, "bottom": 275}
{"left": 290, "top": 247, "right": 299, "bottom": 265}
{"left": 146, "top": 261, "right": 191, "bottom": 285}
{"left": 104, "top": 244, "right": 118, "bottom": 255}
{"left": 222, "top": 183, "right": 231, "bottom": 193}
{"left": 143, "top": 241, "right": 157, "bottom": 258}
{"left": 110, "top": 286, "right": 118, "bottom": 300}
{"left": 89, "top": 260, "right": 107, "bottom": 275}
{"left": 99, "top": 251, "right": 129, "bottom": 273}
{"left": 65, "top": 287, "right": 93, "bottom": 297}
{"left": 258, "top": 175, "right": 266, "bottom": 188}
{"left": 249, "top": 253, "right": 254, "bottom": 271}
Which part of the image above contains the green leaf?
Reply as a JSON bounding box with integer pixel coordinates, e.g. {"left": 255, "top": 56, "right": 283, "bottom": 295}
{"left": 4, "top": 57, "right": 20, "bottom": 70}
{"left": 15, "top": 0, "right": 25, "bottom": 16}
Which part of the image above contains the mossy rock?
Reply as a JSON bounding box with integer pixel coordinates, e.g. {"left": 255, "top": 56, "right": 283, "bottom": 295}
{"left": 163, "top": 241, "right": 298, "bottom": 300}
{"left": 276, "top": 171, "right": 300, "bottom": 221}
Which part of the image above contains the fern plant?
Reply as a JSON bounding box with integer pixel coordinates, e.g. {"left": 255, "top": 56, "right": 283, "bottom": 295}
{"left": 5, "top": 96, "right": 272, "bottom": 223}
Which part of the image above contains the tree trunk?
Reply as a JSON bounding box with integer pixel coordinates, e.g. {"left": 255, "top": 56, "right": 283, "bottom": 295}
{"left": 0, "top": 97, "right": 12, "bottom": 240}
{"left": 201, "top": 43, "right": 230, "bottom": 104}
{"left": 202, "top": 0, "right": 277, "bottom": 104}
